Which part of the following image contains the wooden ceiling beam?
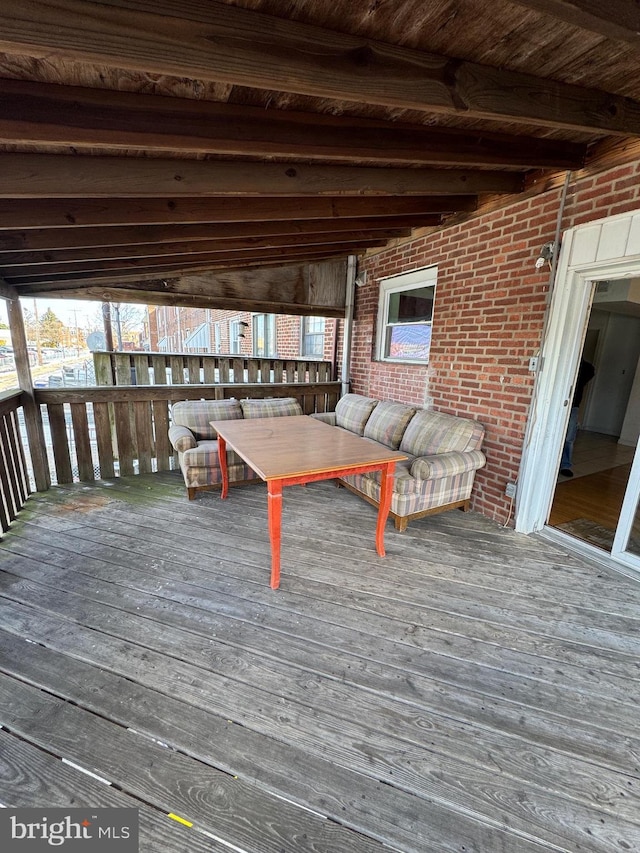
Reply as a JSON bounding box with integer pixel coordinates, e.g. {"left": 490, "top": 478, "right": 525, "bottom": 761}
{"left": 0, "top": 78, "right": 586, "bottom": 170}
{"left": 0, "top": 153, "right": 524, "bottom": 198}
{"left": 1, "top": 240, "right": 384, "bottom": 278}
{"left": 10, "top": 261, "right": 350, "bottom": 317}
{"left": 511, "top": 1, "right": 640, "bottom": 49}
{"left": 0, "top": 230, "right": 405, "bottom": 266}
{"left": 0, "top": 0, "right": 638, "bottom": 134}
{"left": 10, "top": 284, "right": 348, "bottom": 318}
{"left": 0, "top": 216, "right": 427, "bottom": 252}
{"left": 0, "top": 196, "right": 475, "bottom": 230}
{"left": 7, "top": 246, "right": 362, "bottom": 286}
{"left": 0, "top": 275, "right": 17, "bottom": 301}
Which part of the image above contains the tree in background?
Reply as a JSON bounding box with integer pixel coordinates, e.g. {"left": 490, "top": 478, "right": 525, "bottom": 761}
{"left": 20, "top": 306, "right": 36, "bottom": 342}
{"left": 89, "top": 302, "right": 144, "bottom": 350}
{"left": 40, "top": 308, "right": 64, "bottom": 348}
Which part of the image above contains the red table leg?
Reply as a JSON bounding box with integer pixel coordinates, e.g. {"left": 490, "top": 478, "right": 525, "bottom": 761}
{"left": 376, "top": 460, "right": 396, "bottom": 556}
{"left": 267, "top": 479, "right": 283, "bottom": 589}
{"left": 218, "top": 435, "right": 229, "bottom": 499}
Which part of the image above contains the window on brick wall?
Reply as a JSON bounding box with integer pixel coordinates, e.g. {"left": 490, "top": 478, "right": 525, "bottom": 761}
{"left": 229, "top": 320, "right": 242, "bottom": 354}
{"left": 253, "top": 313, "right": 277, "bottom": 356}
{"left": 376, "top": 266, "right": 437, "bottom": 363}
{"left": 302, "top": 316, "right": 325, "bottom": 357}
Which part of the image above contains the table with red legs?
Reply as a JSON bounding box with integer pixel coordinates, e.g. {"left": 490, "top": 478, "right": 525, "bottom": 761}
{"left": 211, "top": 415, "right": 406, "bottom": 589}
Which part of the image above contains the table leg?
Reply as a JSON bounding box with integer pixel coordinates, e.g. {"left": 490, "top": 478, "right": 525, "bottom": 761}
{"left": 218, "top": 435, "right": 228, "bottom": 499}
{"left": 267, "top": 479, "right": 283, "bottom": 589}
{"left": 376, "top": 461, "right": 396, "bottom": 557}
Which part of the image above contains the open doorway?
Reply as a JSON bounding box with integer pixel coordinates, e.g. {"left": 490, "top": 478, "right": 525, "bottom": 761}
{"left": 547, "top": 278, "right": 640, "bottom": 553}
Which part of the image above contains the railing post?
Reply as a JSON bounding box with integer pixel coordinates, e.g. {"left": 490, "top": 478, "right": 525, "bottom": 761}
{"left": 6, "top": 291, "right": 51, "bottom": 491}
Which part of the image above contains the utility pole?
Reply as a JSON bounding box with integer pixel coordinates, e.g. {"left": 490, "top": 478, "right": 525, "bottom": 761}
{"left": 72, "top": 308, "right": 80, "bottom": 356}
{"left": 113, "top": 303, "right": 123, "bottom": 351}
{"left": 102, "top": 302, "right": 114, "bottom": 351}
{"left": 32, "top": 298, "right": 42, "bottom": 365}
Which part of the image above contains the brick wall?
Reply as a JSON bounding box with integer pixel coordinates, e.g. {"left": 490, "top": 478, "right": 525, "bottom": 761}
{"left": 146, "top": 307, "right": 338, "bottom": 362}
{"left": 355, "top": 157, "right": 640, "bottom": 524}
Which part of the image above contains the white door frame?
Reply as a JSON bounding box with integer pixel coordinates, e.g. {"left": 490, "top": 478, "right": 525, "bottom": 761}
{"left": 516, "top": 209, "right": 640, "bottom": 538}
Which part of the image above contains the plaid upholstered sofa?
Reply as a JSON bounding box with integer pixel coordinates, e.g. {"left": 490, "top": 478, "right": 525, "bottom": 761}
{"left": 312, "top": 393, "right": 486, "bottom": 531}
{"left": 168, "top": 397, "right": 303, "bottom": 499}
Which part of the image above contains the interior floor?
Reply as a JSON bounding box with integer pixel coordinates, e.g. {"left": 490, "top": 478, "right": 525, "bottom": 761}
{"left": 550, "top": 431, "right": 639, "bottom": 553}
{"left": 558, "top": 430, "right": 635, "bottom": 481}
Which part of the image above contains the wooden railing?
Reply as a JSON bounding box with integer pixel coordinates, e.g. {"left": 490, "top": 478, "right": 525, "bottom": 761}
{"left": 93, "top": 352, "right": 335, "bottom": 387}
{"left": 34, "top": 382, "right": 341, "bottom": 485}
{"left": 0, "top": 389, "right": 31, "bottom": 533}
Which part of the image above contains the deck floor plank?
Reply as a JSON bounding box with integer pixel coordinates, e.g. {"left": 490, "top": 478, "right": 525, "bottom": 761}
{"left": 0, "top": 631, "right": 540, "bottom": 853}
{"left": 1, "top": 474, "right": 639, "bottom": 852}
{"left": 0, "top": 730, "right": 233, "bottom": 852}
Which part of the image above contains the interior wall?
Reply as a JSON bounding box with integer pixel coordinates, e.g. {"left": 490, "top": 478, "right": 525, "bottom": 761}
{"left": 620, "top": 356, "right": 640, "bottom": 446}
{"left": 355, "top": 158, "right": 640, "bottom": 525}
{"left": 582, "top": 310, "right": 640, "bottom": 436}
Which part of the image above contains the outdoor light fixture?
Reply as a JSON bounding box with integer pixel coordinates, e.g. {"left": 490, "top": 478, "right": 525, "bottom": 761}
{"left": 535, "top": 241, "right": 555, "bottom": 269}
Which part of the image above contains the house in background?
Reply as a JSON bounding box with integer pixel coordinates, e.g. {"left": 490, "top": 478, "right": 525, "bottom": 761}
{"left": 145, "top": 305, "right": 339, "bottom": 363}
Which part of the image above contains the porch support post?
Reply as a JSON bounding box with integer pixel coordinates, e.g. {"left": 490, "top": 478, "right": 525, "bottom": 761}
{"left": 341, "top": 254, "right": 356, "bottom": 397}
{"left": 3, "top": 282, "right": 51, "bottom": 491}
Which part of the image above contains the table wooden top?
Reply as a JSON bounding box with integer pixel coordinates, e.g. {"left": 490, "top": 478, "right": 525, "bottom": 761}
{"left": 211, "top": 415, "right": 406, "bottom": 481}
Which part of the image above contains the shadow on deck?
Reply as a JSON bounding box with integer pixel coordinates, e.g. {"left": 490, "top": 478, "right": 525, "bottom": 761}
{"left": 0, "top": 472, "right": 639, "bottom": 852}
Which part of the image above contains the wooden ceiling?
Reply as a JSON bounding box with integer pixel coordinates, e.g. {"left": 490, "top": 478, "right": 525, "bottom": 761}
{"left": 0, "top": 0, "right": 639, "bottom": 311}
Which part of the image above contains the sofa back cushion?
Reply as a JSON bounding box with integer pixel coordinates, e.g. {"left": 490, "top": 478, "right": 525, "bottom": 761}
{"left": 335, "top": 394, "right": 378, "bottom": 435}
{"left": 172, "top": 399, "right": 242, "bottom": 440}
{"left": 363, "top": 401, "right": 415, "bottom": 449}
{"left": 399, "top": 409, "right": 484, "bottom": 457}
{"left": 240, "top": 397, "right": 303, "bottom": 419}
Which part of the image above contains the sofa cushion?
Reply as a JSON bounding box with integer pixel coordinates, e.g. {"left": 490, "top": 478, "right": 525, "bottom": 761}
{"left": 172, "top": 399, "right": 242, "bottom": 440}
{"left": 335, "top": 393, "right": 378, "bottom": 435}
{"left": 399, "top": 410, "right": 482, "bottom": 457}
{"left": 310, "top": 411, "right": 337, "bottom": 426}
{"left": 363, "top": 401, "right": 415, "bottom": 449}
{"left": 168, "top": 424, "right": 197, "bottom": 453}
{"left": 181, "top": 441, "right": 221, "bottom": 468}
{"left": 240, "top": 397, "right": 303, "bottom": 418}
{"left": 411, "top": 449, "right": 486, "bottom": 480}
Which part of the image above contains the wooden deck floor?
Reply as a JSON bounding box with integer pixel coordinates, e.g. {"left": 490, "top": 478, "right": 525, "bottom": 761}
{"left": 1, "top": 472, "right": 639, "bottom": 852}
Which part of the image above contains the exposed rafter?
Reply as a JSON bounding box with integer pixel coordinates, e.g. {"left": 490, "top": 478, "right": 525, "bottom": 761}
{"left": 12, "top": 260, "right": 353, "bottom": 318}
{"left": 0, "top": 153, "right": 523, "bottom": 198}
{"left": 0, "top": 0, "right": 639, "bottom": 134}
{"left": 512, "top": 0, "right": 640, "bottom": 49}
{"left": 0, "top": 196, "right": 476, "bottom": 230}
{"left": 0, "top": 78, "right": 587, "bottom": 170}
{"left": 0, "top": 230, "right": 408, "bottom": 267}
{"left": 0, "top": 217, "right": 430, "bottom": 253}
{"left": 0, "top": 275, "right": 18, "bottom": 301}
{"left": 2, "top": 241, "right": 386, "bottom": 280}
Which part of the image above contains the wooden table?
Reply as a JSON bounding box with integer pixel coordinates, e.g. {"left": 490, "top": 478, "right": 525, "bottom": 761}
{"left": 211, "top": 415, "right": 406, "bottom": 589}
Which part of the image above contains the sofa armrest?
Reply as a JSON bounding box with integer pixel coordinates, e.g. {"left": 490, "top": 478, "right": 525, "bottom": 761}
{"left": 411, "top": 450, "right": 486, "bottom": 481}
{"left": 310, "top": 411, "right": 337, "bottom": 426}
{"left": 168, "top": 425, "right": 197, "bottom": 453}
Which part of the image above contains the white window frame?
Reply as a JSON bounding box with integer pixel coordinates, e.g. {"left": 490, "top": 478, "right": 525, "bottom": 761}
{"left": 375, "top": 266, "right": 437, "bottom": 364}
{"left": 229, "top": 320, "right": 242, "bottom": 354}
{"left": 252, "top": 313, "right": 277, "bottom": 356}
{"left": 301, "top": 316, "right": 325, "bottom": 357}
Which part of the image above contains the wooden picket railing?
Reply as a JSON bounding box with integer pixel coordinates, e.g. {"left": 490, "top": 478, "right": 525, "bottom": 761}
{"left": 93, "top": 351, "right": 335, "bottom": 387}
{"left": 34, "top": 381, "right": 341, "bottom": 485}
{"left": 0, "top": 390, "right": 31, "bottom": 533}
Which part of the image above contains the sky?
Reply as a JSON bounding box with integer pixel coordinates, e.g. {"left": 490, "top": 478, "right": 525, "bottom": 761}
{"left": 1, "top": 298, "right": 129, "bottom": 330}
